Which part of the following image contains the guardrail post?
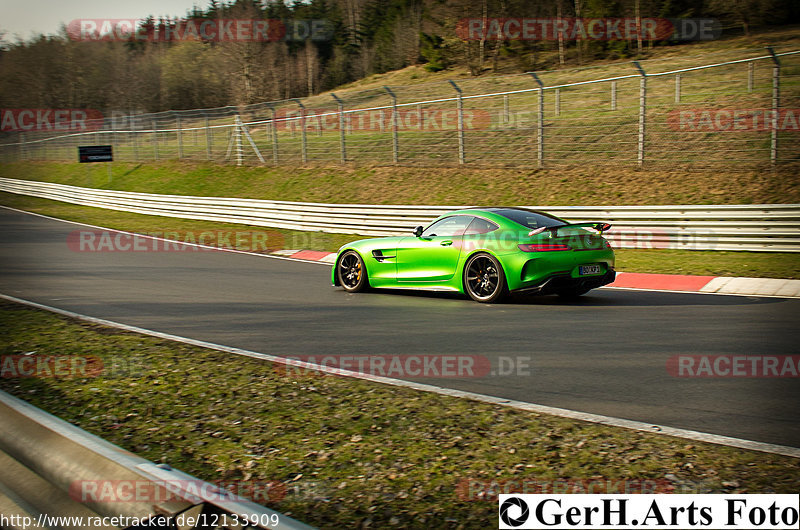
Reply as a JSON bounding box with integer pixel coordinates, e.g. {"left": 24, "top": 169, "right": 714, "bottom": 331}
{"left": 152, "top": 119, "right": 159, "bottom": 161}
{"left": 295, "top": 99, "right": 308, "bottom": 163}
{"left": 674, "top": 73, "right": 681, "bottom": 104}
{"left": 529, "top": 73, "right": 544, "bottom": 168}
{"left": 448, "top": 80, "right": 465, "bottom": 165}
{"left": 268, "top": 105, "right": 279, "bottom": 164}
{"left": 611, "top": 80, "right": 617, "bottom": 111}
{"left": 384, "top": 86, "right": 399, "bottom": 163}
{"left": 176, "top": 114, "right": 183, "bottom": 159}
{"left": 767, "top": 47, "right": 780, "bottom": 165}
{"left": 332, "top": 93, "right": 347, "bottom": 163}
{"left": 633, "top": 61, "right": 647, "bottom": 167}
{"left": 747, "top": 61, "right": 754, "bottom": 93}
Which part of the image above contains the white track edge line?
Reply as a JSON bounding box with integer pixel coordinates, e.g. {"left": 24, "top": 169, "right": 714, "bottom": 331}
{"left": 0, "top": 205, "right": 333, "bottom": 266}
{"left": 1, "top": 293, "right": 797, "bottom": 459}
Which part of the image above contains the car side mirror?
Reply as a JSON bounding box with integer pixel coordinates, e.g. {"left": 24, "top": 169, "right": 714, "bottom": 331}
{"left": 413, "top": 226, "right": 423, "bottom": 237}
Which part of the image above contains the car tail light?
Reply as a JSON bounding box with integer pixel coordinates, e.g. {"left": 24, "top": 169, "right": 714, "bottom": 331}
{"left": 518, "top": 243, "right": 571, "bottom": 252}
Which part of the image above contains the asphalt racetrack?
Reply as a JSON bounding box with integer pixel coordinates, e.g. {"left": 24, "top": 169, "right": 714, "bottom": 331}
{"left": 1, "top": 207, "right": 798, "bottom": 448}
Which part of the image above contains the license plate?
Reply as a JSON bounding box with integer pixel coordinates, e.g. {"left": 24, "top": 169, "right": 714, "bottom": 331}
{"left": 579, "top": 264, "right": 602, "bottom": 276}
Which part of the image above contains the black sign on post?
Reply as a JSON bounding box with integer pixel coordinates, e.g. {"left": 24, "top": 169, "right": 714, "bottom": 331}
{"left": 78, "top": 145, "right": 113, "bottom": 163}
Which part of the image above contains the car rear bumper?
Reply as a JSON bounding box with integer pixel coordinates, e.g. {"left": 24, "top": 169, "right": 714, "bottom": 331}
{"left": 511, "top": 269, "right": 616, "bottom": 295}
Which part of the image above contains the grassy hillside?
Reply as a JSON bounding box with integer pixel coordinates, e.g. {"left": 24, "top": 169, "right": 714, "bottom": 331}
{"left": 2, "top": 161, "right": 798, "bottom": 206}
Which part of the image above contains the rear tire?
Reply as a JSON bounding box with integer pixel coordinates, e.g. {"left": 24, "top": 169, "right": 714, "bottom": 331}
{"left": 463, "top": 253, "right": 507, "bottom": 303}
{"left": 337, "top": 251, "right": 368, "bottom": 293}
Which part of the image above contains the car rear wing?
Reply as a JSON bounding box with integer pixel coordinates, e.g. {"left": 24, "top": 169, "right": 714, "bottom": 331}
{"left": 528, "top": 222, "right": 612, "bottom": 237}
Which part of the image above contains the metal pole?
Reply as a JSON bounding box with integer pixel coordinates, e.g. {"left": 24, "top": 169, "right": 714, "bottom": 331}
{"left": 332, "top": 93, "right": 346, "bottom": 163}
{"left": 611, "top": 80, "right": 617, "bottom": 111}
{"left": 205, "top": 115, "right": 212, "bottom": 160}
{"left": 555, "top": 88, "right": 561, "bottom": 116}
{"left": 748, "top": 61, "right": 754, "bottom": 93}
{"left": 767, "top": 47, "right": 780, "bottom": 165}
{"left": 529, "top": 73, "right": 544, "bottom": 168}
{"left": 633, "top": 61, "right": 647, "bottom": 168}
{"left": 176, "top": 115, "right": 183, "bottom": 159}
{"left": 269, "top": 106, "right": 279, "bottom": 164}
{"left": 295, "top": 100, "right": 307, "bottom": 163}
{"left": 152, "top": 119, "right": 159, "bottom": 161}
{"left": 448, "top": 80, "right": 465, "bottom": 165}
{"left": 384, "top": 87, "right": 399, "bottom": 163}
{"left": 674, "top": 73, "right": 681, "bottom": 104}
{"left": 235, "top": 115, "right": 243, "bottom": 166}
{"left": 131, "top": 111, "right": 139, "bottom": 162}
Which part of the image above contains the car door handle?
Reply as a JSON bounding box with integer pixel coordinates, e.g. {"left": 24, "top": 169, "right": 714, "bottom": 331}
{"left": 440, "top": 240, "right": 453, "bottom": 246}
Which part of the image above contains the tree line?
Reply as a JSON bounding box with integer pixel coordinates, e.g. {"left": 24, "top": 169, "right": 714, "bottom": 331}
{"left": 0, "top": 0, "right": 796, "bottom": 114}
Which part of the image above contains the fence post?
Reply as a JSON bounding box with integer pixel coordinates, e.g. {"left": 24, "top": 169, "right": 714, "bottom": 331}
{"left": 503, "top": 94, "right": 509, "bottom": 125}
{"left": 555, "top": 88, "right": 561, "bottom": 116}
{"left": 152, "top": 119, "right": 159, "bottom": 161}
{"left": 384, "top": 87, "right": 399, "bottom": 163}
{"left": 611, "top": 80, "right": 617, "bottom": 111}
{"left": 176, "top": 114, "right": 183, "bottom": 159}
{"left": 205, "top": 114, "right": 212, "bottom": 160}
{"left": 131, "top": 111, "right": 139, "bottom": 162}
{"left": 235, "top": 116, "right": 243, "bottom": 166}
{"left": 331, "top": 93, "right": 347, "bottom": 164}
{"left": 448, "top": 80, "right": 465, "bottom": 165}
{"left": 748, "top": 61, "right": 754, "bottom": 93}
{"left": 674, "top": 73, "right": 681, "bottom": 104}
{"left": 633, "top": 61, "right": 647, "bottom": 167}
{"left": 295, "top": 99, "right": 308, "bottom": 163}
{"left": 529, "top": 73, "right": 544, "bottom": 169}
{"left": 767, "top": 47, "right": 780, "bottom": 165}
{"left": 269, "top": 105, "right": 279, "bottom": 164}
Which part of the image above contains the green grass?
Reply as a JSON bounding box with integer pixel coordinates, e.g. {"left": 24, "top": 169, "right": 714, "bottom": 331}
{"left": 2, "top": 192, "right": 798, "bottom": 279}
{"left": 1, "top": 300, "right": 798, "bottom": 528}
{"left": 2, "top": 160, "right": 798, "bottom": 206}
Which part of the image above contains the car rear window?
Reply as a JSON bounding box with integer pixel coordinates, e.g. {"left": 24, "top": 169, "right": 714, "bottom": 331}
{"left": 491, "top": 208, "right": 567, "bottom": 230}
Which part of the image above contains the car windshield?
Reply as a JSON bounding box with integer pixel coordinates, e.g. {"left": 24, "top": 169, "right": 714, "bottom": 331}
{"left": 490, "top": 208, "right": 567, "bottom": 230}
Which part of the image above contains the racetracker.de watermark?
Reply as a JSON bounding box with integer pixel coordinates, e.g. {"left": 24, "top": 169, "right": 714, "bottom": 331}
{"left": 667, "top": 109, "right": 800, "bottom": 132}
{"left": 275, "top": 354, "right": 532, "bottom": 378}
{"left": 67, "top": 19, "right": 333, "bottom": 42}
{"left": 67, "top": 229, "right": 284, "bottom": 253}
{"left": 0, "top": 355, "right": 142, "bottom": 379}
{"left": 458, "top": 478, "right": 678, "bottom": 501}
{"left": 456, "top": 18, "right": 720, "bottom": 41}
{"left": 667, "top": 355, "right": 800, "bottom": 378}
{"left": 1, "top": 108, "right": 103, "bottom": 132}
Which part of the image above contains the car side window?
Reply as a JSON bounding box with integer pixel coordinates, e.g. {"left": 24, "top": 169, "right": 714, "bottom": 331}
{"left": 421, "top": 215, "right": 472, "bottom": 238}
{"left": 465, "top": 217, "right": 499, "bottom": 235}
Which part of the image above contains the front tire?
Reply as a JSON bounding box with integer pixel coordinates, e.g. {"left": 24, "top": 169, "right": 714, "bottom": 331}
{"left": 463, "top": 253, "right": 507, "bottom": 303}
{"left": 337, "top": 250, "right": 368, "bottom": 293}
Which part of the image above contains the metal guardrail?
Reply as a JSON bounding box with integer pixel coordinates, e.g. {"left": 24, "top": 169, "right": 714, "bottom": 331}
{"left": 1, "top": 177, "right": 798, "bottom": 252}
{"left": 0, "top": 389, "right": 314, "bottom": 529}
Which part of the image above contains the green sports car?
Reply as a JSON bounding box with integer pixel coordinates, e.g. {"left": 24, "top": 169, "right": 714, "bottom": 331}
{"left": 332, "top": 207, "right": 616, "bottom": 303}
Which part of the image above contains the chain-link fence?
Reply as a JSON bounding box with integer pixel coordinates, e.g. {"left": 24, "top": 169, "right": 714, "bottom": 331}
{"left": 2, "top": 47, "right": 798, "bottom": 169}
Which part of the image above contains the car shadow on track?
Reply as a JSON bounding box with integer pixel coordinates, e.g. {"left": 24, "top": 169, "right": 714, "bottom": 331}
{"left": 351, "top": 288, "right": 784, "bottom": 307}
